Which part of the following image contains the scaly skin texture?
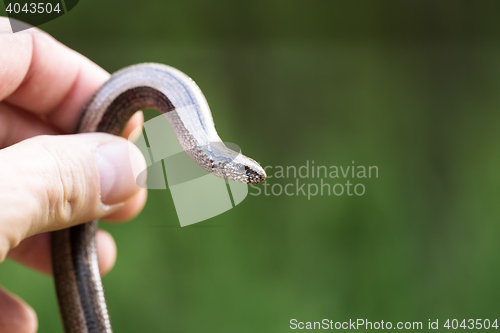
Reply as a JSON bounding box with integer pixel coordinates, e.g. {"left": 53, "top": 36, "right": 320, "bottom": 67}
{"left": 51, "top": 63, "right": 266, "bottom": 333}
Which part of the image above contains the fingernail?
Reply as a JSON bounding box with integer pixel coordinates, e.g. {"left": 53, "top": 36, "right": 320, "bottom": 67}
{"left": 94, "top": 140, "right": 146, "bottom": 204}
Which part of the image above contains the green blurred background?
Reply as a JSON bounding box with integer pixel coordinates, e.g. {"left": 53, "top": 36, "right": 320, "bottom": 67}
{"left": 2, "top": 1, "right": 500, "bottom": 332}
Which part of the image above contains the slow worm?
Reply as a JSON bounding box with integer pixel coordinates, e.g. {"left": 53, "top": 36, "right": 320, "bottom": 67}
{"left": 51, "top": 63, "right": 266, "bottom": 333}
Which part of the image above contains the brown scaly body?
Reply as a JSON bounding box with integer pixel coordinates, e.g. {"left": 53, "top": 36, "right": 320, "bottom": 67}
{"left": 51, "top": 63, "right": 266, "bottom": 332}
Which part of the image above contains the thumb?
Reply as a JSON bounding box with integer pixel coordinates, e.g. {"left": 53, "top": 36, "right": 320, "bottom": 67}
{"left": 0, "top": 133, "right": 146, "bottom": 261}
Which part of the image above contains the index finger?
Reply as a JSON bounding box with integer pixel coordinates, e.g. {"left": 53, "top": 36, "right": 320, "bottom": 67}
{"left": 0, "top": 17, "right": 110, "bottom": 133}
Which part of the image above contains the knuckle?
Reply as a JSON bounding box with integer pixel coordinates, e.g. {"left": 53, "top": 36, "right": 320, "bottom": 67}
{"left": 33, "top": 136, "right": 90, "bottom": 225}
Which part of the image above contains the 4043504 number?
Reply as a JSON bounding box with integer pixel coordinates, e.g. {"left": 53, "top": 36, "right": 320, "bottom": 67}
{"left": 5, "top": 2, "right": 61, "bottom": 14}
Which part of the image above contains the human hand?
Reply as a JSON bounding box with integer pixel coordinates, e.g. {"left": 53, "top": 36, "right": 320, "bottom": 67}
{"left": 0, "top": 18, "right": 147, "bottom": 333}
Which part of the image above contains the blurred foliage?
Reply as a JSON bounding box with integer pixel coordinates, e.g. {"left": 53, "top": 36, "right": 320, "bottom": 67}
{"left": 1, "top": 1, "right": 500, "bottom": 332}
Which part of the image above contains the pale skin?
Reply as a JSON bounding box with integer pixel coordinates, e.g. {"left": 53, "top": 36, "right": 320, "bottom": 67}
{"left": 0, "top": 18, "right": 148, "bottom": 332}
